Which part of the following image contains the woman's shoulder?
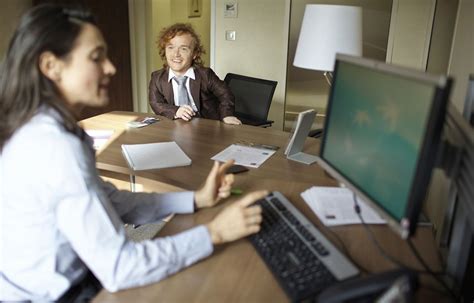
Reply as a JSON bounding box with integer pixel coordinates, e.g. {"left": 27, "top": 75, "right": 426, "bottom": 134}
{"left": 27, "top": 109, "right": 67, "bottom": 135}
{"left": 10, "top": 109, "right": 78, "bottom": 151}
{"left": 1, "top": 111, "right": 78, "bottom": 178}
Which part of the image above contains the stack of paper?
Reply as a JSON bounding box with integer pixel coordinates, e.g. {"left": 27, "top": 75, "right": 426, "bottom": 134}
{"left": 301, "top": 186, "right": 386, "bottom": 226}
{"left": 121, "top": 142, "right": 191, "bottom": 171}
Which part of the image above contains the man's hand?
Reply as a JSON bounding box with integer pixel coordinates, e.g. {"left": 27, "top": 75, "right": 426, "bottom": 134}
{"left": 195, "top": 160, "right": 235, "bottom": 209}
{"left": 205, "top": 190, "right": 268, "bottom": 245}
{"left": 175, "top": 105, "right": 195, "bottom": 121}
{"left": 223, "top": 116, "right": 242, "bottom": 125}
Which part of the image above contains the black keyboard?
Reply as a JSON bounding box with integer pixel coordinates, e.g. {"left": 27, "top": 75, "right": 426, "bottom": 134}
{"left": 249, "top": 192, "right": 359, "bottom": 302}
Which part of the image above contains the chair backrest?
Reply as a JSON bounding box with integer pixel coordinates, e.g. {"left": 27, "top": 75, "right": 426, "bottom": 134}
{"left": 224, "top": 73, "right": 277, "bottom": 123}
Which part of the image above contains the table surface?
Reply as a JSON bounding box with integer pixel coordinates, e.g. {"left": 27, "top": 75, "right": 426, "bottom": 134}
{"left": 80, "top": 112, "right": 450, "bottom": 302}
{"left": 80, "top": 111, "right": 337, "bottom": 190}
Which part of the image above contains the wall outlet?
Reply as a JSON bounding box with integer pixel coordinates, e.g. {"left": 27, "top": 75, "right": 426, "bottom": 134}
{"left": 226, "top": 30, "right": 236, "bottom": 41}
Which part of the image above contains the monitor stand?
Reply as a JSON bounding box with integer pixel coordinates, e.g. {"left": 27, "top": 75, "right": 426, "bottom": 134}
{"left": 285, "top": 109, "right": 318, "bottom": 165}
{"left": 288, "top": 152, "right": 318, "bottom": 165}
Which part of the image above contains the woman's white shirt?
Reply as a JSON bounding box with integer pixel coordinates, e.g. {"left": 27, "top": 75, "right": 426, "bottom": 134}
{"left": 0, "top": 108, "right": 213, "bottom": 301}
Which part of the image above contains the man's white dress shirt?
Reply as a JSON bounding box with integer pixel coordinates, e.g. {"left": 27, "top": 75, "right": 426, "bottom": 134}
{"left": 0, "top": 107, "right": 213, "bottom": 301}
{"left": 168, "top": 67, "right": 198, "bottom": 112}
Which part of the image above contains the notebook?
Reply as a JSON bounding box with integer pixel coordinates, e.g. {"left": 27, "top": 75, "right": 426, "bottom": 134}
{"left": 121, "top": 142, "right": 191, "bottom": 171}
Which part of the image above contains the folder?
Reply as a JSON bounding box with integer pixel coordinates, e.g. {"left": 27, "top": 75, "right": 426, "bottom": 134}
{"left": 121, "top": 142, "right": 191, "bottom": 171}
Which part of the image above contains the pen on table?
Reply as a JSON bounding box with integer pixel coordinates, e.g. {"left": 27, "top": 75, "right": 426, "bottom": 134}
{"left": 231, "top": 188, "right": 243, "bottom": 195}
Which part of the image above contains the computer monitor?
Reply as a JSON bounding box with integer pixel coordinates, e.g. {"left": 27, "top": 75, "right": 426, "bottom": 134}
{"left": 317, "top": 54, "right": 452, "bottom": 239}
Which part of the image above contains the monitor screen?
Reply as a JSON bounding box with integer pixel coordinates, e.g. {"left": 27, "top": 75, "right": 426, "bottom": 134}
{"left": 318, "top": 54, "right": 451, "bottom": 238}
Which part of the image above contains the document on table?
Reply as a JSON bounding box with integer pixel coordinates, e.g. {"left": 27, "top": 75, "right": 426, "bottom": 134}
{"left": 121, "top": 142, "right": 191, "bottom": 171}
{"left": 85, "top": 129, "right": 114, "bottom": 150}
{"left": 301, "top": 186, "right": 386, "bottom": 226}
{"left": 211, "top": 144, "right": 276, "bottom": 168}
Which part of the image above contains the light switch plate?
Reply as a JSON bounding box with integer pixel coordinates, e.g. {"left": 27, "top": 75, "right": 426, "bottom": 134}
{"left": 226, "top": 30, "right": 236, "bottom": 41}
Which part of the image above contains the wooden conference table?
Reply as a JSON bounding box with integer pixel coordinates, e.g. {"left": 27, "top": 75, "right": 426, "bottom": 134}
{"left": 80, "top": 111, "right": 447, "bottom": 302}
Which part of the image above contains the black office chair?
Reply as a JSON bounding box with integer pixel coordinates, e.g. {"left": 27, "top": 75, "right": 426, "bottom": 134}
{"left": 308, "top": 128, "right": 323, "bottom": 138}
{"left": 224, "top": 73, "right": 277, "bottom": 127}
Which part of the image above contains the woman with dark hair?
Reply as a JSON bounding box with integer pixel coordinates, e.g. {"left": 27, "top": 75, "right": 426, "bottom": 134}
{"left": 148, "top": 23, "right": 242, "bottom": 125}
{"left": 0, "top": 4, "right": 265, "bottom": 302}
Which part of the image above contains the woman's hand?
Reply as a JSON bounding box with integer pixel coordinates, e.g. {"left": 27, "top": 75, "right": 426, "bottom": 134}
{"left": 194, "top": 160, "right": 235, "bottom": 209}
{"left": 205, "top": 190, "right": 268, "bottom": 245}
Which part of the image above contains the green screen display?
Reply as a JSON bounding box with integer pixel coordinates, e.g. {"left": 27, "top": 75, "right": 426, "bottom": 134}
{"left": 322, "top": 61, "right": 435, "bottom": 221}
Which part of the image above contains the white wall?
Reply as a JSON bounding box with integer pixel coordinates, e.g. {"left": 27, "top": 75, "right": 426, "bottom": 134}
{"left": 213, "top": 0, "right": 291, "bottom": 130}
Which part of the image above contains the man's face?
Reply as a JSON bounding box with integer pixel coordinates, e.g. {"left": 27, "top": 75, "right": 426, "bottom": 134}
{"left": 165, "top": 33, "right": 195, "bottom": 76}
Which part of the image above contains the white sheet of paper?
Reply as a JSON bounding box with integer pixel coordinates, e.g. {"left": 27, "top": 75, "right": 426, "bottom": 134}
{"left": 85, "top": 129, "right": 114, "bottom": 150}
{"left": 211, "top": 144, "right": 276, "bottom": 168}
{"left": 301, "top": 186, "right": 386, "bottom": 226}
{"left": 121, "top": 142, "right": 191, "bottom": 171}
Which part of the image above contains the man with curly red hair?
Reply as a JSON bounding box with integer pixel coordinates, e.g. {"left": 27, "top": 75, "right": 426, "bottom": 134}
{"left": 149, "top": 23, "right": 241, "bottom": 125}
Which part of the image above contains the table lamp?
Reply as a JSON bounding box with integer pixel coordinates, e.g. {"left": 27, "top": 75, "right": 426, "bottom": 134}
{"left": 293, "top": 4, "right": 363, "bottom": 85}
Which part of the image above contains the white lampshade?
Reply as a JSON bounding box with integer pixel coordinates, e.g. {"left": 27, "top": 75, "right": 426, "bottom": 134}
{"left": 293, "top": 4, "right": 363, "bottom": 72}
